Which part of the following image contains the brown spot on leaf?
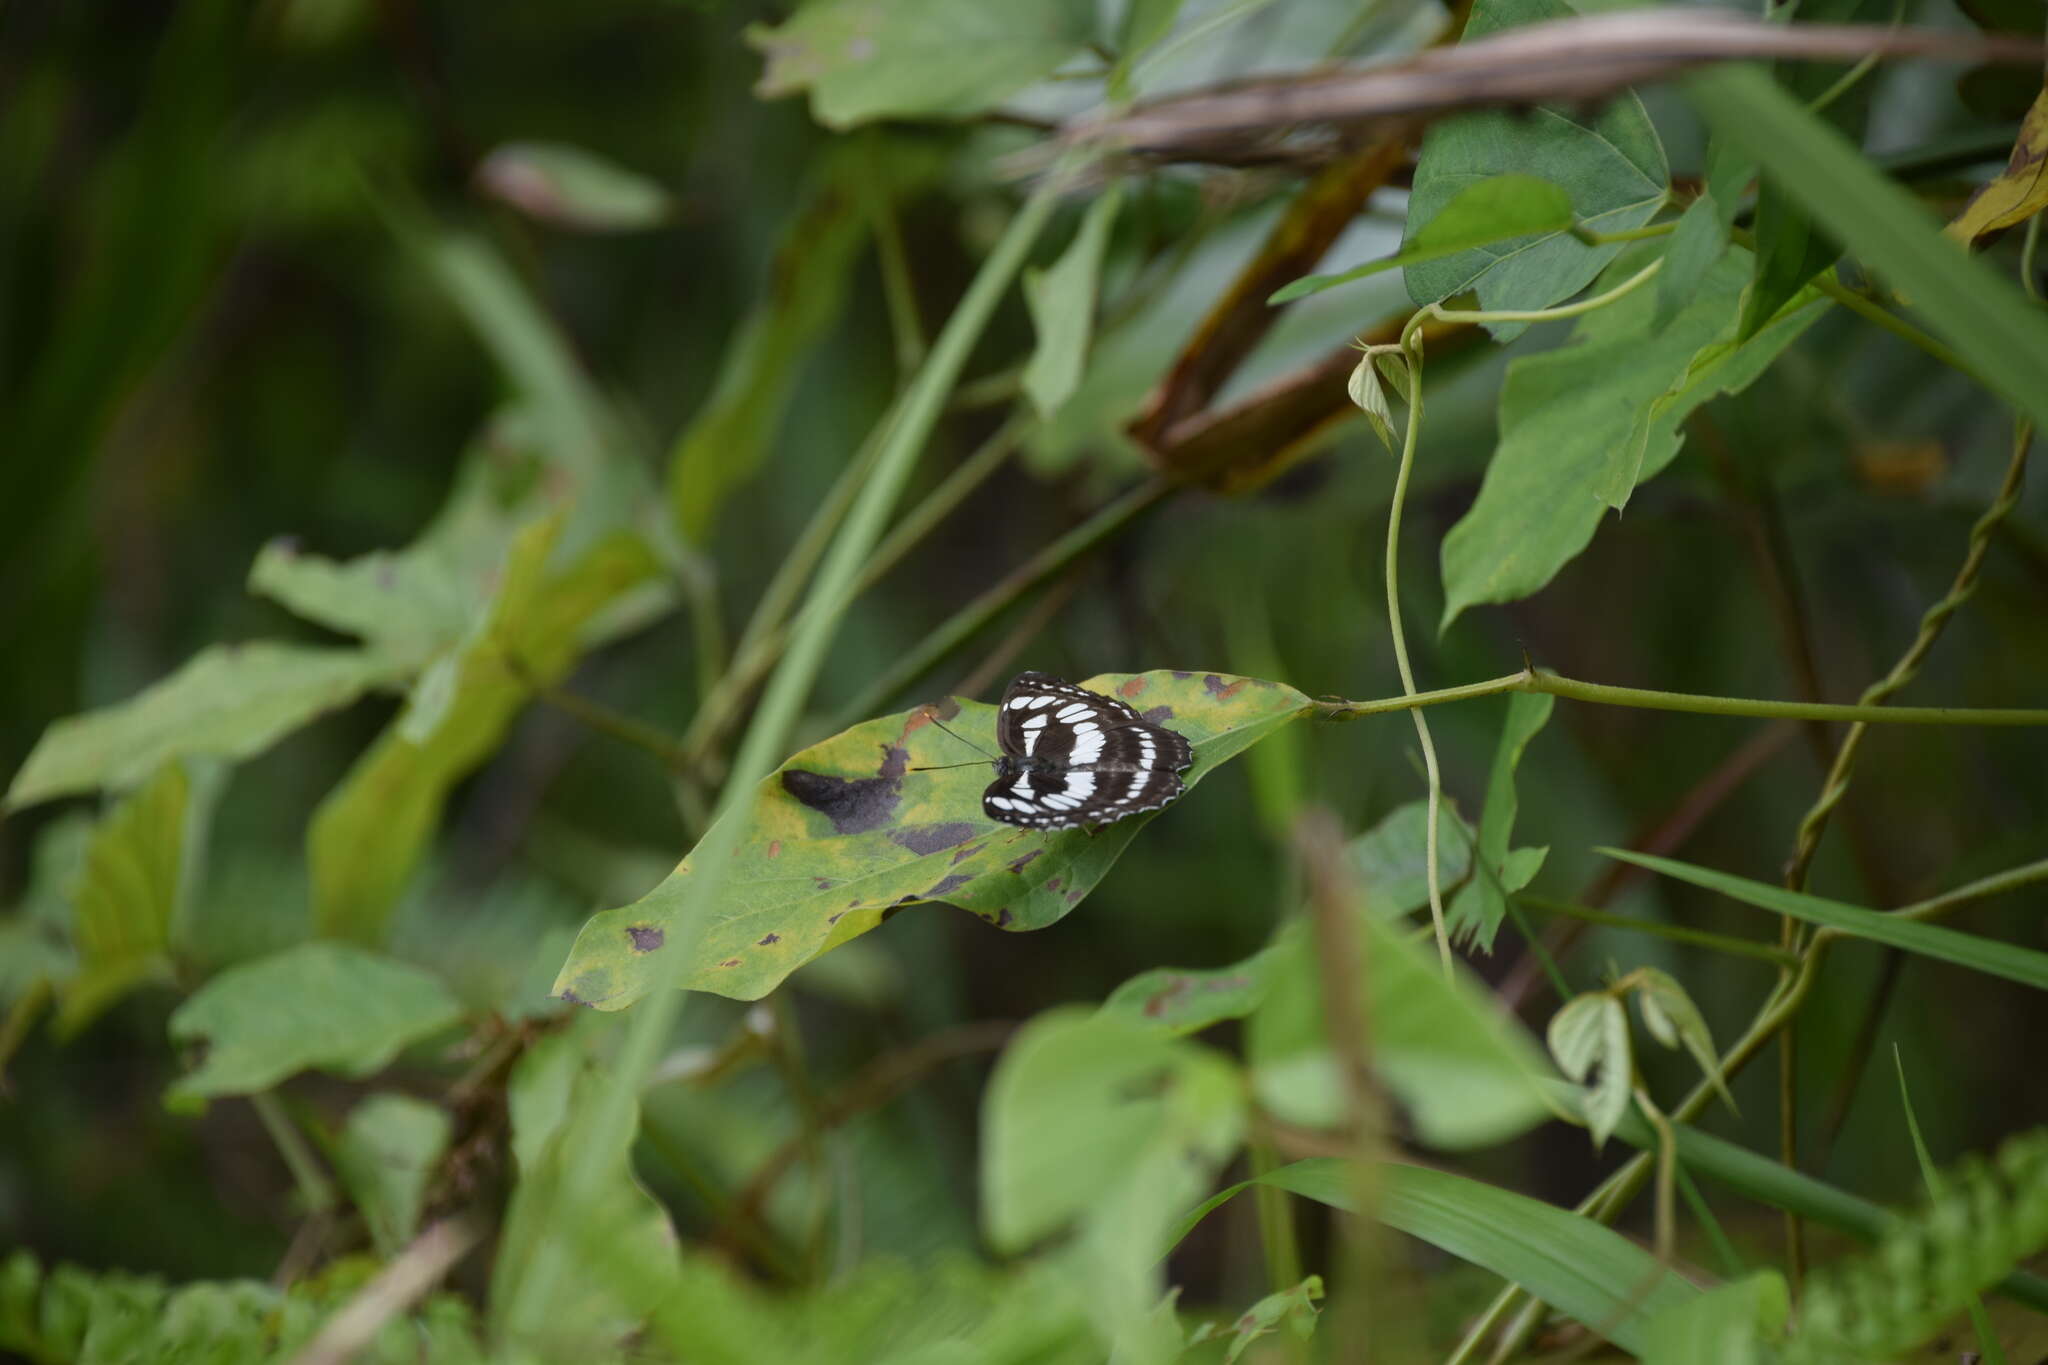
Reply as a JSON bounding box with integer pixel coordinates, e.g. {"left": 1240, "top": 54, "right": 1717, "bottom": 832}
{"left": 1066, "top": 889, "right": 1083, "bottom": 904}
{"left": 878, "top": 744, "right": 909, "bottom": 779}
{"left": 625, "top": 925, "right": 664, "bottom": 953}
{"left": 1045, "top": 877, "right": 1063, "bottom": 892}
{"left": 757, "top": 933, "right": 781, "bottom": 945}
{"left": 1008, "top": 848, "right": 1044, "bottom": 875}
{"left": 1170, "top": 670, "right": 1192, "bottom": 679}
{"left": 951, "top": 842, "right": 985, "bottom": 865}
{"left": 1141, "top": 705, "right": 1174, "bottom": 724}
{"left": 558, "top": 989, "right": 585, "bottom": 1006}
{"left": 893, "top": 822, "right": 980, "bottom": 856}
{"left": 1204, "top": 674, "right": 1248, "bottom": 700}
{"left": 814, "top": 877, "right": 837, "bottom": 890}
{"left": 828, "top": 912, "right": 844, "bottom": 924}
{"left": 782, "top": 767, "right": 902, "bottom": 834}
{"left": 924, "top": 873, "right": 971, "bottom": 901}
{"left": 719, "top": 958, "right": 742, "bottom": 968}
{"left": 767, "top": 840, "right": 781, "bottom": 858}
{"left": 997, "top": 908, "right": 1014, "bottom": 927}
{"left": 1118, "top": 676, "right": 1148, "bottom": 698}
{"left": 1143, "top": 972, "right": 1252, "bottom": 1017}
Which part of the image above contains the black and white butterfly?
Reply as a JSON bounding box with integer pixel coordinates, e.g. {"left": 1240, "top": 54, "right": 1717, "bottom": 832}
{"left": 973, "top": 672, "right": 1194, "bottom": 831}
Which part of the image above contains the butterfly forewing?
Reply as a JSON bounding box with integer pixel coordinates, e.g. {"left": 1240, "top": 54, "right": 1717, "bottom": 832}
{"left": 982, "top": 672, "right": 1193, "bottom": 831}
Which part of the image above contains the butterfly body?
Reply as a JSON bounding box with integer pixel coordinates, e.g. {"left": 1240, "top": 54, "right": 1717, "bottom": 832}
{"left": 980, "top": 672, "right": 1193, "bottom": 830}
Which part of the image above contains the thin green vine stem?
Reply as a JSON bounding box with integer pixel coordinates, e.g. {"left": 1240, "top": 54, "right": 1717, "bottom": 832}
{"left": 830, "top": 475, "right": 1174, "bottom": 725}
{"left": 1311, "top": 668, "right": 2048, "bottom": 727}
{"left": 1515, "top": 894, "right": 1798, "bottom": 968}
{"left": 1572, "top": 221, "right": 1679, "bottom": 247}
{"left": 1786, "top": 419, "right": 2034, "bottom": 888}
{"left": 1525, "top": 670, "right": 2048, "bottom": 726}
{"left": 1401, "top": 260, "right": 1663, "bottom": 346}
{"left": 1383, "top": 330, "right": 1454, "bottom": 979}
{"left": 683, "top": 414, "right": 1030, "bottom": 766}
{"left": 251, "top": 1091, "right": 336, "bottom": 1215}
{"left": 1807, "top": 270, "right": 1975, "bottom": 379}
{"left": 1896, "top": 854, "right": 2048, "bottom": 922}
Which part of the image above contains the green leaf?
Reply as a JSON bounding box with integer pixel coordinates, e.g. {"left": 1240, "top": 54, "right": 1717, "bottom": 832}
{"left": 493, "top": 1028, "right": 683, "bottom": 1347}
{"left": 1110, "top": 0, "right": 1187, "bottom": 97}
{"left": 166, "top": 942, "right": 463, "bottom": 1108}
{"left": 1023, "top": 186, "right": 1122, "bottom": 423}
{"left": 1652, "top": 195, "right": 1727, "bottom": 332}
{"left": 1249, "top": 918, "right": 1556, "bottom": 1150}
{"left": 1098, "top": 943, "right": 1286, "bottom": 1037}
{"left": 475, "top": 140, "right": 674, "bottom": 232}
{"left": 308, "top": 519, "right": 661, "bottom": 942}
{"left": 981, "top": 1007, "right": 1243, "bottom": 1254}
{"left": 57, "top": 761, "right": 219, "bottom": 1037}
{"left": 1947, "top": 88, "right": 2048, "bottom": 246}
{"left": 1439, "top": 249, "right": 1826, "bottom": 625}
{"left": 748, "top": 0, "right": 1098, "bottom": 130}
{"left": 1347, "top": 798, "right": 1475, "bottom": 917}
{"left": 667, "top": 160, "right": 879, "bottom": 543}
{"left": 1347, "top": 351, "right": 1397, "bottom": 454}
{"left": 6, "top": 644, "right": 398, "bottom": 810}
{"left": 1687, "top": 63, "right": 2048, "bottom": 440}
{"left": 1272, "top": 173, "right": 1575, "bottom": 303}
{"left": 245, "top": 447, "right": 541, "bottom": 669}
{"left": 1642, "top": 1271, "right": 1789, "bottom": 1365}
{"left": 334, "top": 1092, "right": 452, "bottom": 1258}
{"left": 1402, "top": 0, "right": 1667, "bottom": 338}
{"left": 1729, "top": 0, "right": 1872, "bottom": 342}
{"left": 552, "top": 670, "right": 1309, "bottom": 1009}
{"left": 1606, "top": 850, "right": 2048, "bottom": 991}
{"left": 1446, "top": 692, "right": 1551, "bottom": 950}
{"left": 1189, "top": 1161, "right": 1701, "bottom": 1355}
{"left": 1630, "top": 966, "right": 1735, "bottom": 1113}
{"left": 1546, "top": 993, "right": 1631, "bottom": 1148}
{"left": 1190, "top": 1275, "right": 1322, "bottom": 1363}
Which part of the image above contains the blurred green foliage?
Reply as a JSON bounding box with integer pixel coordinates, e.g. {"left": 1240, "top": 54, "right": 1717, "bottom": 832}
{"left": 4, "top": 0, "right": 2048, "bottom": 1359}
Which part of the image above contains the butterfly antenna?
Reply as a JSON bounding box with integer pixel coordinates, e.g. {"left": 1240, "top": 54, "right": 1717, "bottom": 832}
{"left": 907, "top": 760, "right": 989, "bottom": 772}
{"left": 921, "top": 711, "right": 996, "bottom": 761}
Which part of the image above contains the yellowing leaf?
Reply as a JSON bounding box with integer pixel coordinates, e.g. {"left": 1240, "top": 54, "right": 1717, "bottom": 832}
{"left": 1947, "top": 86, "right": 2048, "bottom": 246}
{"left": 553, "top": 671, "right": 1309, "bottom": 1009}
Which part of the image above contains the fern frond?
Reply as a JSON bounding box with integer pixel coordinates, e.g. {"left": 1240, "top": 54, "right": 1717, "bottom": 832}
{"left": 1780, "top": 1128, "right": 2048, "bottom": 1364}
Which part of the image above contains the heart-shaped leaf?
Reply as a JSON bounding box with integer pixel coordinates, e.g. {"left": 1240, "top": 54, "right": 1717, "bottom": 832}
{"left": 552, "top": 670, "right": 1309, "bottom": 1008}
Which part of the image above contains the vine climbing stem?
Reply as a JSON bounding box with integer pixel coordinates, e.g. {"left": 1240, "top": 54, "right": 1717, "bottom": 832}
{"left": 1376, "top": 327, "right": 1454, "bottom": 979}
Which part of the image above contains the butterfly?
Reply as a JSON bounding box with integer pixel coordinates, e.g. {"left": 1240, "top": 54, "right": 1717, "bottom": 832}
{"left": 970, "top": 672, "right": 1194, "bottom": 831}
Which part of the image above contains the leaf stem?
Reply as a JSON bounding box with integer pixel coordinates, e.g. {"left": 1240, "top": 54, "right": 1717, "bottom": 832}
{"left": 251, "top": 1091, "right": 336, "bottom": 1215}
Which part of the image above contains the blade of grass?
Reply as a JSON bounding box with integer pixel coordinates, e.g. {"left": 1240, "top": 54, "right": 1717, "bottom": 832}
{"left": 507, "top": 177, "right": 1064, "bottom": 1342}
{"left": 1603, "top": 850, "right": 2048, "bottom": 991}
{"left": 1685, "top": 64, "right": 2048, "bottom": 432}
{"left": 1896, "top": 1050, "right": 2009, "bottom": 1364}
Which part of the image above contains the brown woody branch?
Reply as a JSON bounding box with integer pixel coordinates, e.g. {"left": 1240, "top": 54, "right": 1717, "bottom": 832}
{"left": 1067, "top": 12, "right": 2044, "bottom": 158}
